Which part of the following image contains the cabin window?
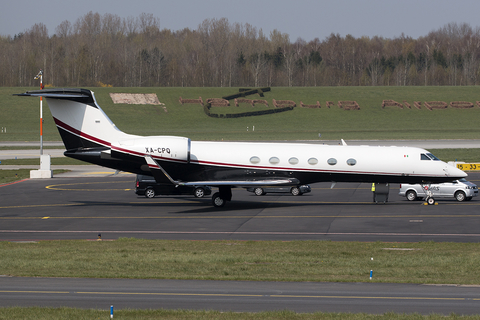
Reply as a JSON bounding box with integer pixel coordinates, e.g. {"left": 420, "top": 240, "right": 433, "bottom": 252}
{"left": 346, "top": 158, "right": 357, "bottom": 166}
{"left": 269, "top": 157, "right": 280, "bottom": 165}
{"left": 250, "top": 156, "right": 261, "bottom": 164}
{"left": 327, "top": 158, "right": 337, "bottom": 165}
{"left": 308, "top": 158, "right": 318, "bottom": 165}
{"left": 288, "top": 157, "right": 299, "bottom": 165}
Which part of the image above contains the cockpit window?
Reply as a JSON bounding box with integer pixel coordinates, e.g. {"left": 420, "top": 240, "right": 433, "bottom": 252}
{"left": 421, "top": 153, "right": 440, "bottom": 161}
{"left": 426, "top": 153, "right": 440, "bottom": 161}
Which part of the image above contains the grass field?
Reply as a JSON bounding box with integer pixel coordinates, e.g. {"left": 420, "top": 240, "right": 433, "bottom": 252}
{"left": 1, "top": 307, "right": 479, "bottom": 320}
{"left": 2, "top": 86, "right": 480, "bottom": 318}
{"left": 2, "top": 86, "right": 480, "bottom": 141}
{"left": 2, "top": 307, "right": 477, "bottom": 320}
{"left": 1, "top": 239, "right": 480, "bottom": 284}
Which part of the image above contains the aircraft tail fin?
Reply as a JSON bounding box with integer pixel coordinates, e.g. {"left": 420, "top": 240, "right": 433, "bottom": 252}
{"left": 15, "top": 88, "right": 134, "bottom": 150}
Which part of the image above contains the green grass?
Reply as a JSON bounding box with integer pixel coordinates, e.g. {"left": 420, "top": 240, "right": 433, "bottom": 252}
{"left": 0, "top": 307, "right": 478, "bottom": 320}
{"left": 427, "top": 148, "right": 480, "bottom": 162}
{"left": 0, "top": 157, "right": 84, "bottom": 165}
{"left": 0, "top": 169, "right": 68, "bottom": 184}
{"left": 3, "top": 86, "right": 480, "bottom": 141}
{"left": 0, "top": 169, "right": 31, "bottom": 184}
{"left": 1, "top": 239, "right": 480, "bottom": 285}
{"left": 1, "top": 307, "right": 477, "bottom": 320}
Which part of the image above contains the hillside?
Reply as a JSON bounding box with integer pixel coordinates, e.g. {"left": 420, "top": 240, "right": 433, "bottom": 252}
{"left": 2, "top": 86, "right": 480, "bottom": 142}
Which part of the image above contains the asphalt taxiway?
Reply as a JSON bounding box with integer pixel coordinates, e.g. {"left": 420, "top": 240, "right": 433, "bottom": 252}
{"left": 1, "top": 167, "right": 480, "bottom": 314}
{"left": 1, "top": 277, "right": 480, "bottom": 315}
{"left": 0, "top": 171, "right": 479, "bottom": 242}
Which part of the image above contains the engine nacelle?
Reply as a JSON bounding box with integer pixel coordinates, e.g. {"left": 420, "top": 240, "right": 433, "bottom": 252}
{"left": 112, "top": 136, "right": 191, "bottom": 163}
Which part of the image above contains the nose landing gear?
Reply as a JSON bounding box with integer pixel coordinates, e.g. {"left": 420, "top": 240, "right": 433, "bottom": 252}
{"left": 423, "top": 184, "right": 436, "bottom": 205}
{"left": 425, "top": 196, "right": 436, "bottom": 205}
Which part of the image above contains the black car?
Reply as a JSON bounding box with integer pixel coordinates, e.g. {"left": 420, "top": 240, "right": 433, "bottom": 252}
{"left": 135, "top": 175, "right": 211, "bottom": 198}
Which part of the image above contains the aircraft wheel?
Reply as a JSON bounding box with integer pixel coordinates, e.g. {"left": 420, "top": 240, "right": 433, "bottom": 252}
{"left": 194, "top": 187, "right": 205, "bottom": 198}
{"left": 291, "top": 187, "right": 302, "bottom": 196}
{"left": 212, "top": 192, "right": 226, "bottom": 207}
{"left": 406, "top": 190, "right": 417, "bottom": 201}
{"left": 455, "top": 191, "right": 466, "bottom": 202}
{"left": 426, "top": 197, "right": 435, "bottom": 205}
{"left": 254, "top": 187, "right": 265, "bottom": 196}
{"left": 145, "top": 188, "right": 156, "bottom": 198}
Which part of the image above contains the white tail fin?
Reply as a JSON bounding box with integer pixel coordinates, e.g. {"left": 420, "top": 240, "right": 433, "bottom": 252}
{"left": 16, "top": 89, "right": 135, "bottom": 150}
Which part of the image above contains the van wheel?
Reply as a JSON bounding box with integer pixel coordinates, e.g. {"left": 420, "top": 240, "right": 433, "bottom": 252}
{"left": 406, "top": 190, "right": 417, "bottom": 201}
{"left": 212, "top": 192, "right": 226, "bottom": 207}
{"left": 145, "top": 188, "right": 156, "bottom": 198}
{"left": 194, "top": 187, "right": 205, "bottom": 198}
{"left": 455, "top": 191, "right": 466, "bottom": 202}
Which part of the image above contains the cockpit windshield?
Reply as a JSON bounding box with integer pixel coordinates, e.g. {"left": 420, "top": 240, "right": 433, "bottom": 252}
{"left": 421, "top": 153, "right": 441, "bottom": 161}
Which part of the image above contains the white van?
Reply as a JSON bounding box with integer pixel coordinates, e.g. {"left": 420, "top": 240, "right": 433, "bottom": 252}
{"left": 399, "top": 178, "right": 478, "bottom": 202}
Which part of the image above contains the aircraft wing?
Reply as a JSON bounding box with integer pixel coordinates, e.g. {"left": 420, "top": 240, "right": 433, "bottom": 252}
{"left": 144, "top": 155, "right": 297, "bottom": 187}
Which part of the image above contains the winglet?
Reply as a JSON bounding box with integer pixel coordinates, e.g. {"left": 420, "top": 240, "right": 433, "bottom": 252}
{"left": 341, "top": 139, "right": 347, "bottom": 146}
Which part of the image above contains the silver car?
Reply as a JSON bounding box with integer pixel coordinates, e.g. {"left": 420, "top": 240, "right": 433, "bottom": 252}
{"left": 399, "top": 178, "right": 478, "bottom": 202}
{"left": 246, "top": 185, "right": 311, "bottom": 196}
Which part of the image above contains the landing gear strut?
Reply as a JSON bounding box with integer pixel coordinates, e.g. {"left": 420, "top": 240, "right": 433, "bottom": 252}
{"left": 422, "top": 184, "right": 436, "bottom": 205}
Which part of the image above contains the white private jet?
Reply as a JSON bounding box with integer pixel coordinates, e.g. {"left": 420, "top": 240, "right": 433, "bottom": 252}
{"left": 16, "top": 88, "right": 467, "bottom": 207}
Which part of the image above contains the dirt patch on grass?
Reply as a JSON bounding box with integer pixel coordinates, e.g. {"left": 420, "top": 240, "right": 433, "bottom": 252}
{"left": 110, "top": 93, "right": 164, "bottom": 105}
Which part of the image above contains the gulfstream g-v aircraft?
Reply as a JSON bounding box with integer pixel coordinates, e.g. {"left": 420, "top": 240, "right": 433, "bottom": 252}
{"left": 16, "top": 88, "right": 467, "bottom": 207}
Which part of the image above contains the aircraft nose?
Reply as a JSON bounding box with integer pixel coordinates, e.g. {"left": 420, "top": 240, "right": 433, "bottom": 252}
{"left": 446, "top": 165, "right": 468, "bottom": 178}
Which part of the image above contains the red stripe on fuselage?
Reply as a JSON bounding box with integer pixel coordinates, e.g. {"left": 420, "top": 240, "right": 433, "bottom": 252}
{"left": 53, "top": 117, "right": 110, "bottom": 147}
{"left": 51, "top": 120, "right": 436, "bottom": 178}
{"left": 111, "top": 145, "right": 189, "bottom": 164}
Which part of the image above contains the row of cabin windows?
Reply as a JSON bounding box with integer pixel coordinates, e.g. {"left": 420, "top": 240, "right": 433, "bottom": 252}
{"left": 250, "top": 152, "right": 439, "bottom": 167}
{"left": 250, "top": 156, "right": 357, "bottom": 166}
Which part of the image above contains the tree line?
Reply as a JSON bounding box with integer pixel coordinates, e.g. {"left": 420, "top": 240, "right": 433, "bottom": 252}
{"left": 1, "top": 12, "right": 480, "bottom": 87}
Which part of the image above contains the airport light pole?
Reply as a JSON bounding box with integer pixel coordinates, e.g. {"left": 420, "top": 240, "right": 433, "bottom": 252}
{"left": 34, "top": 70, "right": 44, "bottom": 155}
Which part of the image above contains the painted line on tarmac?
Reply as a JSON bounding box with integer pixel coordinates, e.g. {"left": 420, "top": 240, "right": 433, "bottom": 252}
{"left": 0, "top": 289, "right": 477, "bottom": 301}
{"left": 1, "top": 201, "right": 479, "bottom": 210}
{"left": 1, "top": 213, "right": 480, "bottom": 219}
{"left": 46, "top": 180, "right": 133, "bottom": 191}
{"left": 1, "top": 230, "right": 480, "bottom": 237}
{"left": 0, "top": 179, "right": 29, "bottom": 188}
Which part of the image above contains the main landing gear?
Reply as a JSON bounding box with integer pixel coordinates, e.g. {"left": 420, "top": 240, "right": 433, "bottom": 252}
{"left": 212, "top": 186, "right": 232, "bottom": 208}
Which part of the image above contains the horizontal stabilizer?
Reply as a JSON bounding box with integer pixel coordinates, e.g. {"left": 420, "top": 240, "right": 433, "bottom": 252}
{"left": 14, "top": 88, "right": 97, "bottom": 108}
{"left": 15, "top": 88, "right": 89, "bottom": 98}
